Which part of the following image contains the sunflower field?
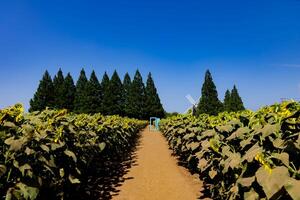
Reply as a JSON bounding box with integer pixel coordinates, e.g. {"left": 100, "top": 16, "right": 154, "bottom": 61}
{"left": 0, "top": 104, "right": 147, "bottom": 200}
{"left": 160, "top": 101, "right": 300, "bottom": 200}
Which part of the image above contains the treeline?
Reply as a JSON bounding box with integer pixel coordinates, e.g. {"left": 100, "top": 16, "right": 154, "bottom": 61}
{"left": 29, "top": 69, "right": 165, "bottom": 119}
{"left": 195, "top": 70, "right": 245, "bottom": 115}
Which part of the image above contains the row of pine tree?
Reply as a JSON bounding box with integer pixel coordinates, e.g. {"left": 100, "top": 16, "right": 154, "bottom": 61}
{"left": 29, "top": 69, "right": 165, "bottom": 119}
{"left": 196, "top": 70, "right": 245, "bottom": 116}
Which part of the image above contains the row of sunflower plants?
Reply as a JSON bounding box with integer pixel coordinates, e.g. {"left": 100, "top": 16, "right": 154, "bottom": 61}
{"left": 0, "top": 104, "right": 147, "bottom": 200}
{"left": 160, "top": 101, "right": 300, "bottom": 199}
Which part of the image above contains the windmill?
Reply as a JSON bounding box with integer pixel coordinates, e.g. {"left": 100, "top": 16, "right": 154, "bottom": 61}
{"left": 185, "top": 94, "right": 200, "bottom": 115}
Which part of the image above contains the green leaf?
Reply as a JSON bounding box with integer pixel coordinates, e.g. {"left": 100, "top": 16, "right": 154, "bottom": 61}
{"left": 19, "top": 164, "right": 32, "bottom": 177}
{"left": 273, "top": 152, "right": 289, "bottom": 167}
{"left": 216, "top": 124, "right": 234, "bottom": 133}
{"left": 240, "top": 136, "right": 253, "bottom": 148}
{"left": 200, "top": 130, "right": 215, "bottom": 139}
{"left": 64, "top": 150, "right": 77, "bottom": 162}
{"left": 59, "top": 168, "right": 64, "bottom": 178}
{"left": 25, "top": 147, "right": 35, "bottom": 155}
{"left": 227, "top": 127, "right": 250, "bottom": 140}
{"left": 223, "top": 152, "right": 241, "bottom": 173}
{"left": 259, "top": 124, "right": 280, "bottom": 138}
{"left": 255, "top": 166, "right": 289, "bottom": 199}
{"left": 197, "top": 158, "right": 208, "bottom": 171}
{"left": 50, "top": 141, "right": 65, "bottom": 150}
{"left": 15, "top": 182, "right": 39, "bottom": 200}
{"left": 273, "top": 138, "right": 285, "bottom": 149}
{"left": 0, "top": 164, "right": 7, "bottom": 177}
{"left": 40, "top": 144, "right": 49, "bottom": 153}
{"left": 183, "top": 133, "right": 195, "bottom": 140}
{"left": 238, "top": 176, "right": 255, "bottom": 187}
{"left": 187, "top": 142, "right": 199, "bottom": 151}
{"left": 68, "top": 175, "right": 80, "bottom": 184}
{"left": 209, "top": 169, "right": 217, "bottom": 179}
{"left": 241, "top": 143, "right": 262, "bottom": 162}
{"left": 284, "top": 178, "right": 300, "bottom": 200}
{"left": 99, "top": 142, "right": 106, "bottom": 151}
{"left": 3, "top": 121, "right": 16, "bottom": 128}
{"left": 4, "top": 137, "right": 27, "bottom": 151}
{"left": 244, "top": 188, "right": 259, "bottom": 200}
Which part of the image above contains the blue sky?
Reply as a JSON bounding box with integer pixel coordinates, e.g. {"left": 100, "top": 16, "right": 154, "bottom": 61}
{"left": 0, "top": 0, "right": 300, "bottom": 112}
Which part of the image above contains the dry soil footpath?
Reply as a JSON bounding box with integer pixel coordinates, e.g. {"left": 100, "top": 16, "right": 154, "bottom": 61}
{"left": 112, "top": 127, "right": 204, "bottom": 200}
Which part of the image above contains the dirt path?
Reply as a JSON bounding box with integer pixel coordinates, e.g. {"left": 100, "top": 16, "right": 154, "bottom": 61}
{"left": 112, "top": 128, "right": 203, "bottom": 200}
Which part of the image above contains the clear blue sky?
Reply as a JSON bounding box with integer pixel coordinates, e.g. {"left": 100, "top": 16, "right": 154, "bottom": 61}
{"left": 0, "top": 0, "right": 300, "bottom": 112}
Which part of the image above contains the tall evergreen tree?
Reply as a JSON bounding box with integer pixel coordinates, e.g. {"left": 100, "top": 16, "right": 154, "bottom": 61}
{"left": 100, "top": 72, "right": 110, "bottom": 114}
{"left": 102, "top": 70, "right": 123, "bottom": 115}
{"left": 144, "top": 73, "right": 165, "bottom": 119}
{"left": 123, "top": 73, "right": 131, "bottom": 116}
{"left": 29, "top": 70, "right": 54, "bottom": 112}
{"left": 73, "top": 69, "right": 89, "bottom": 113}
{"left": 229, "top": 85, "right": 245, "bottom": 111}
{"left": 86, "top": 70, "right": 102, "bottom": 113}
{"left": 63, "top": 73, "right": 76, "bottom": 111}
{"left": 53, "top": 68, "right": 65, "bottom": 109}
{"left": 196, "top": 70, "right": 223, "bottom": 115}
{"left": 223, "top": 89, "right": 231, "bottom": 112}
{"left": 125, "top": 70, "right": 146, "bottom": 119}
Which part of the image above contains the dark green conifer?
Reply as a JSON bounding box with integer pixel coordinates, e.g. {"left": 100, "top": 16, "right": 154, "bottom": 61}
{"left": 29, "top": 70, "right": 54, "bottom": 112}
{"left": 63, "top": 73, "right": 76, "bottom": 111}
{"left": 123, "top": 73, "right": 131, "bottom": 116}
{"left": 53, "top": 68, "right": 65, "bottom": 109}
{"left": 144, "top": 73, "right": 165, "bottom": 119}
{"left": 73, "top": 69, "right": 89, "bottom": 113}
{"left": 102, "top": 71, "right": 123, "bottom": 115}
{"left": 223, "top": 89, "right": 231, "bottom": 112}
{"left": 125, "top": 70, "right": 146, "bottom": 119}
{"left": 196, "top": 70, "right": 223, "bottom": 115}
{"left": 100, "top": 72, "right": 110, "bottom": 114}
{"left": 86, "top": 70, "right": 102, "bottom": 113}
{"left": 230, "top": 85, "right": 245, "bottom": 111}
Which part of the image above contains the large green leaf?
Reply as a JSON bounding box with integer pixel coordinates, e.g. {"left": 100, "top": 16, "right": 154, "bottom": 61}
{"left": 64, "top": 150, "right": 77, "bottom": 162}
{"left": 238, "top": 176, "right": 255, "bottom": 187}
{"left": 4, "top": 137, "right": 27, "bottom": 151}
{"left": 241, "top": 143, "right": 262, "bottom": 162}
{"left": 15, "top": 182, "right": 39, "bottom": 200}
{"left": 244, "top": 188, "right": 259, "bottom": 200}
{"left": 227, "top": 127, "right": 250, "bottom": 140}
{"left": 259, "top": 124, "right": 280, "bottom": 138}
{"left": 255, "top": 166, "right": 289, "bottom": 199}
{"left": 284, "top": 178, "right": 300, "bottom": 200}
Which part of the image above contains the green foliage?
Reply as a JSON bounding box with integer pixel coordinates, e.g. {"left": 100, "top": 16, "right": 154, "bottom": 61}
{"left": 53, "top": 69, "right": 65, "bottom": 109}
{"left": 29, "top": 71, "right": 54, "bottom": 112}
{"left": 125, "top": 70, "right": 146, "bottom": 119}
{"left": 123, "top": 73, "right": 132, "bottom": 117}
{"left": 100, "top": 72, "right": 110, "bottom": 115}
{"left": 196, "top": 70, "right": 223, "bottom": 116}
{"left": 63, "top": 73, "right": 76, "bottom": 111}
{"left": 0, "top": 104, "right": 147, "bottom": 199}
{"left": 160, "top": 101, "right": 300, "bottom": 200}
{"left": 223, "top": 89, "right": 231, "bottom": 112}
{"left": 86, "top": 70, "right": 102, "bottom": 113}
{"left": 102, "top": 71, "right": 123, "bottom": 115}
{"left": 144, "top": 73, "right": 165, "bottom": 119}
{"left": 223, "top": 86, "right": 245, "bottom": 112}
{"left": 230, "top": 85, "right": 245, "bottom": 111}
{"left": 73, "top": 69, "right": 89, "bottom": 113}
{"left": 30, "top": 69, "right": 164, "bottom": 119}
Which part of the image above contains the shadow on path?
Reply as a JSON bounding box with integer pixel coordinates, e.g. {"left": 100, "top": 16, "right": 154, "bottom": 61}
{"left": 69, "top": 133, "right": 142, "bottom": 200}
